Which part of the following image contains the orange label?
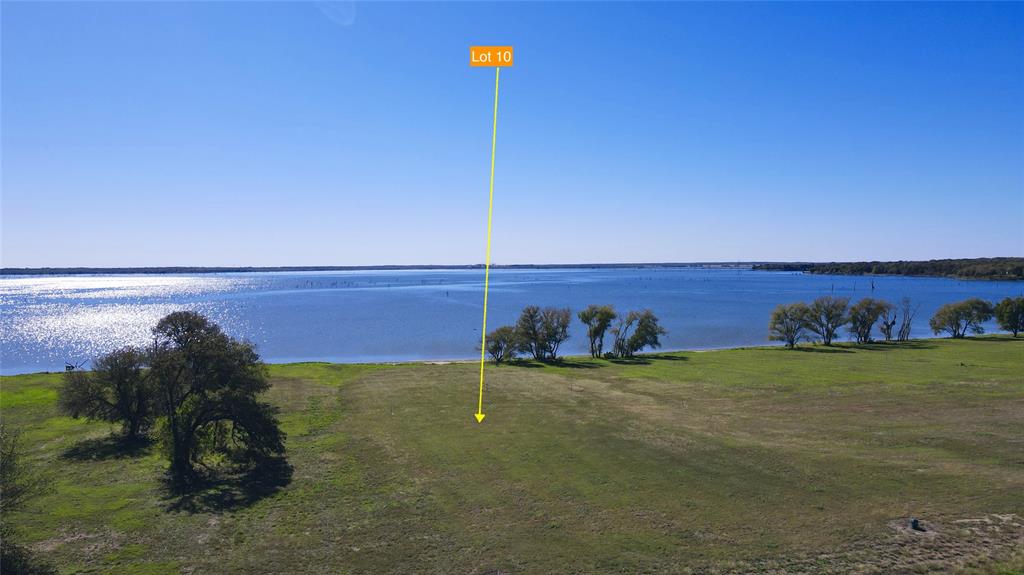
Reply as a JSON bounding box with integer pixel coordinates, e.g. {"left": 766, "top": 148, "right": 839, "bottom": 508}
{"left": 470, "top": 46, "right": 514, "bottom": 67}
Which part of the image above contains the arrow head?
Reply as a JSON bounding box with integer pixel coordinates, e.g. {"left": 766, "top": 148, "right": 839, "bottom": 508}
{"left": 474, "top": 413, "right": 486, "bottom": 423}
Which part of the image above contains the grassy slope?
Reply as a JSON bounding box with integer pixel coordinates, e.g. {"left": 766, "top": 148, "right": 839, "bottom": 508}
{"left": 1, "top": 338, "right": 1022, "bottom": 574}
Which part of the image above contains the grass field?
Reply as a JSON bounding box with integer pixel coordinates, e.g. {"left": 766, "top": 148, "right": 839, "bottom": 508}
{"left": 2, "top": 338, "right": 1023, "bottom": 574}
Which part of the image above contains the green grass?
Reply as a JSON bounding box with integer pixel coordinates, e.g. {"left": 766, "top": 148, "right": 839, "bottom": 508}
{"left": 2, "top": 338, "right": 1022, "bottom": 574}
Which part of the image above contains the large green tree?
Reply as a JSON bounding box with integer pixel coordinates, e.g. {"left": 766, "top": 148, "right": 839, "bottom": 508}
{"left": 149, "top": 311, "right": 285, "bottom": 486}
{"left": 59, "top": 347, "right": 154, "bottom": 441}
{"left": 768, "top": 302, "right": 810, "bottom": 349}
{"left": 803, "top": 296, "right": 849, "bottom": 345}
{"left": 929, "top": 298, "right": 994, "bottom": 338}
{"left": 578, "top": 305, "right": 617, "bottom": 358}
{"left": 994, "top": 296, "right": 1024, "bottom": 337}
{"left": 847, "top": 298, "right": 893, "bottom": 344}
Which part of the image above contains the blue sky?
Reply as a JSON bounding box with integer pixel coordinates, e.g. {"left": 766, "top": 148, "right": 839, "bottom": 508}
{"left": 2, "top": 1, "right": 1022, "bottom": 267}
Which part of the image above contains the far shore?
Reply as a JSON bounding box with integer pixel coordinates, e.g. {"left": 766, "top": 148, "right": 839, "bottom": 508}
{"left": 1, "top": 262, "right": 751, "bottom": 276}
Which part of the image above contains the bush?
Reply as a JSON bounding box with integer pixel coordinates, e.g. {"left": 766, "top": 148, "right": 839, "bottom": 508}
{"left": 485, "top": 326, "right": 518, "bottom": 363}
{"left": 59, "top": 347, "right": 154, "bottom": 440}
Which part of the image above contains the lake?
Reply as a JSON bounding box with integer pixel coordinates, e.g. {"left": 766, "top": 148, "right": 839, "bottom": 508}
{"left": 1, "top": 268, "right": 1021, "bottom": 374}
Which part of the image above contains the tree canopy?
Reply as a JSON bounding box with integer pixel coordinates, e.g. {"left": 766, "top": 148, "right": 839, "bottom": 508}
{"left": 847, "top": 298, "right": 893, "bottom": 344}
{"left": 768, "top": 303, "right": 810, "bottom": 349}
{"left": 611, "top": 310, "right": 666, "bottom": 358}
{"left": 511, "top": 306, "right": 571, "bottom": 361}
{"left": 149, "top": 311, "right": 286, "bottom": 486}
{"left": 929, "top": 298, "right": 994, "bottom": 338}
{"left": 485, "top": 326, "right": 518, "bottom": 363}
{"left": 804, "top": 296, "right": 850, "bottom": 345}
{"left": 994, "top": 297, "right": 1024, "bottom": 337}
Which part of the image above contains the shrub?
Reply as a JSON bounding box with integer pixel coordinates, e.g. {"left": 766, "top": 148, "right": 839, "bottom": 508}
{"left": 59, "top": 347, "right": 154, "bottom": 440}
{"left": 485, "top": 326, "right": 519, "bottom": 363}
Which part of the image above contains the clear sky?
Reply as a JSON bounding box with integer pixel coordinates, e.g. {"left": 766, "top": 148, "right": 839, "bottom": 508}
{"left": 2, "top": 1, "right": 1022, "bottom": 267}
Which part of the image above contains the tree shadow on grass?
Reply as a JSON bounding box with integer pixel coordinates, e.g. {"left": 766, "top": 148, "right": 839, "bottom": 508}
{"left": 607, "top": 353, "right": 689, "bottom": 365}
{"left": 642, "top": 353, "right": 688, "bottom": 362}
{"left": 851, "top": 341, "right": 937, "bottom": 351}
{"left": 786, "top": 346, "right": 854, "bottom": 354}
{"left": 160, "top": 456, "right": 293, "bottom": 514}
{"left": 508, "top": 359, "right": 599, "bottom": 369}
{"left": 608, "top": 357, "right": 654, "bottom": 365}
{"left": 61, "top": 435, "right": 153, "bottom": 461}
{"left": 965, "top": 335, "right": 1023, "bottom": 343}
{"left": 548, "top": 358, "right": 601, "bottom": 369}
{"left": 511, "top": 354, "right": 686, "bottom": 367}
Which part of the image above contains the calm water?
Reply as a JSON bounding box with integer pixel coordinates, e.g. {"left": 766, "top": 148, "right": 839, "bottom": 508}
{"left": 1, "top": 268, "right": 1021, "bottom": 374}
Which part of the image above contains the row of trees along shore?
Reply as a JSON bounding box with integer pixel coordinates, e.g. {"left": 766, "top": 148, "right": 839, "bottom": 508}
{"left": 485, "top": 305, "right": 666, "bottom": 363}
{"left": 752, "top": 257, "right": 1024, "bottom": 280}
{"left": 770, "top": 295, "right": 1024, "bottom": 348}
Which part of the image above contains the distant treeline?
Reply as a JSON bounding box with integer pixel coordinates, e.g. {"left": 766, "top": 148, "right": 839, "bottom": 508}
{"left": 0, "top": 263, "right": 751, "bottom": 276}
{"left": 753, "top": 258, "right": 1024, "bottom": 281}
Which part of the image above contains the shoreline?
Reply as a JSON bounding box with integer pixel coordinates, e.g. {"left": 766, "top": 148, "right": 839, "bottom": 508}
{"left": 5, "top": 335, "right": 1018, "bottom": 377}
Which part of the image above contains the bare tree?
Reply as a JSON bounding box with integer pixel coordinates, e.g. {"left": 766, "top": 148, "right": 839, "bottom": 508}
{"left": 897, "top": 297, "right": 918, "bottom": 342}
{"left": 879, "top": 305, "right": 898, "bottom": 342}
{"left": 611, "top": 312, "right": 638, "bottom": 358}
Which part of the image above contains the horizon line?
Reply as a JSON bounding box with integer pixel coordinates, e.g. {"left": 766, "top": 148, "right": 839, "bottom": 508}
{"left": 3, "top": 257, "right": 1022, "bottom": 276}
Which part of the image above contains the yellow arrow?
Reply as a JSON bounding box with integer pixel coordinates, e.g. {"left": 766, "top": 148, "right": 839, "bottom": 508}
{"left": 476, "top": 67, "right": 500, "bottom": 424}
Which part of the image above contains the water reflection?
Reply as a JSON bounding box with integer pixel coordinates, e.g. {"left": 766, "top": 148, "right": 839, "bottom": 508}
{"left": 1, "top": 270, "right": 1020, "bottom": 374}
